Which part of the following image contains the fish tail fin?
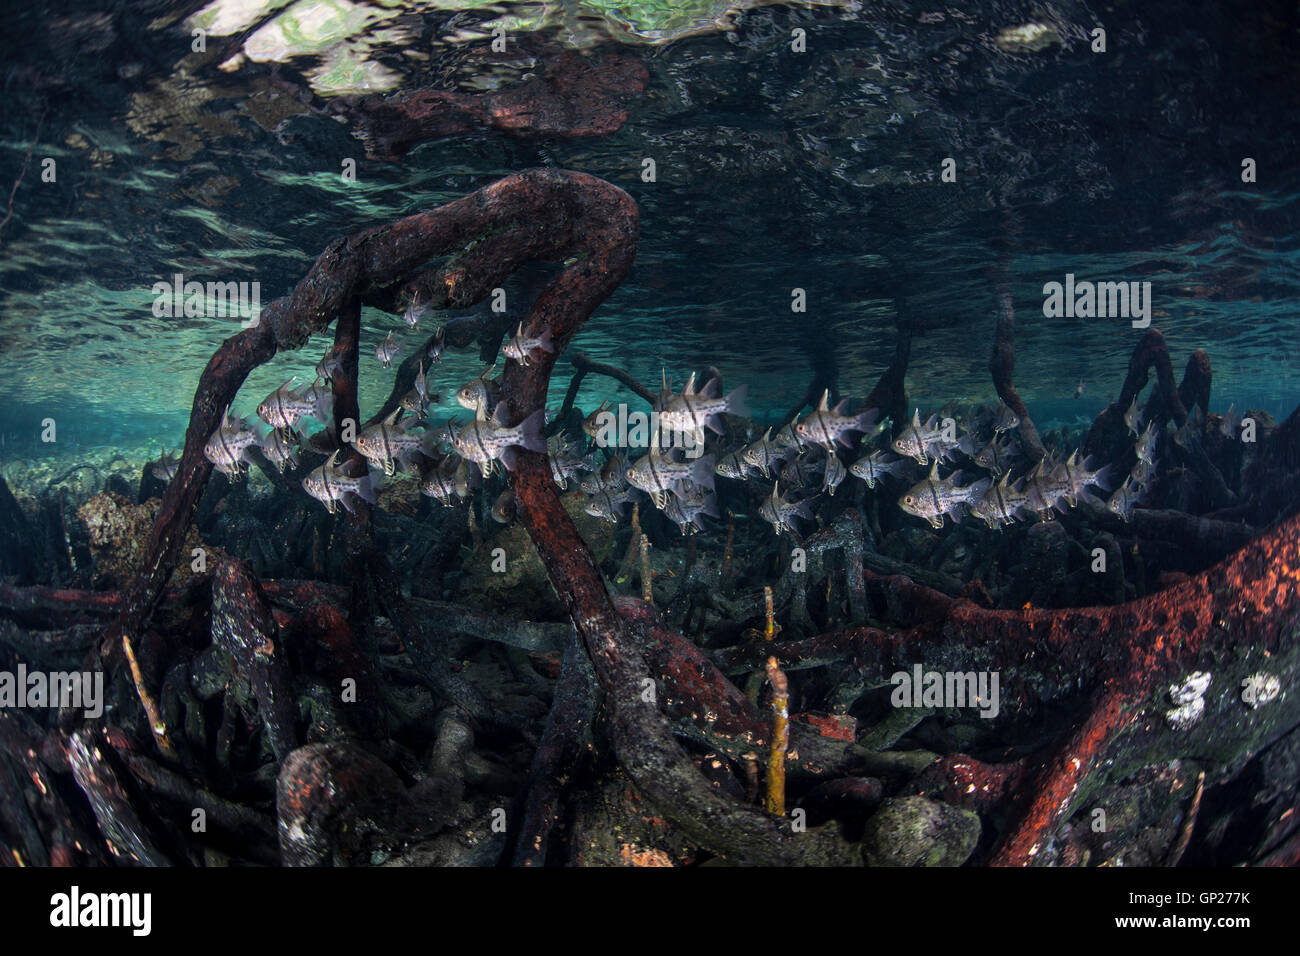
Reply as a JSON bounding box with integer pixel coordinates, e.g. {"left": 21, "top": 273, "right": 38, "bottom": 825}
{"left": 964, "top": 477, "right": 992, "bottom": 501}
{"left": 514, "top": 408, "right": 548, "bottom": 455}
{"left": 689, "top": 454, "right": 717, "bottom": 490}
{"left": 794, "top": 500, "right": 815, "bottom": 520}
{"left": 537, "top": 327, "right": 555, "bottom": 353}
{"left": 725, "top": 384, "right": 750, "bottom": 419}
{"left": 355, "top": 472, "right": 380, "bottom": 505}
{"left": 1092, "top": 464, "right": 1115, "bottom": 492}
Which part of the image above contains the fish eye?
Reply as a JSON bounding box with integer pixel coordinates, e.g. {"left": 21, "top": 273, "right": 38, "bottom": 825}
{"left": 903, "top": 495, "right": 914, "bottom": 505}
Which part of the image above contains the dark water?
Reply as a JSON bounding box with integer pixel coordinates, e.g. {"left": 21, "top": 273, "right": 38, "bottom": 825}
{"left": 0, "top": 0, "right": 1296, "bottom": 462}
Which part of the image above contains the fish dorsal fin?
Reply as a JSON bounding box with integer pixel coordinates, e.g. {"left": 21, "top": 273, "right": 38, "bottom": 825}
{"left": 661, "top": 368, "right": 669, "bottom": 392}
{"left": 416, "top": 360, "right": 425, "bottom": 381}
{"left": 326, "top": 449, "right": 340, "bottom": 469}
{"left": 514, "top": 322, "right": 524, "bottom": 339}
{"left": 479, "top": 362, "right": 497, "bottom": 382}
{"left": 763, "top": 426, "right": 772, "bottom": 440}
{"left": 998, "top": 471, "right": 1010, "bottom": 488}
{"left": 928, "top": 460, "right": 939, "bottom": 481}
{"left": 818, "top": 389, "right": 830, "bottom": 412}
{"left": 772, "top": 481, "right": 782, "bottom": 501}
{"left": 683, "top": 371, "right": 697, "bottom": 396}
{"left": 911, "top": 408, "right": 921, "bottom": 429}
{"left": 383, "top": 408, "right": 401, "bottom": 426}
{"left": 491, "top": 401, "right": 510, "bottom": 428}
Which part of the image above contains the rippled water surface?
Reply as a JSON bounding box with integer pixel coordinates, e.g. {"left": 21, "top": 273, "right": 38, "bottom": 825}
{"left": 1, "top": 0, "right": 1297, "bottom": 460}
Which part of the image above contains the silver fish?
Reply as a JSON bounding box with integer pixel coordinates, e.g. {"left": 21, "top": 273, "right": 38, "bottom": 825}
{"left": 1107, "top": 476, "right": 1144, "bottom": 521}
{"left": 315, "top": 349, "right": 343, "bottom": 383}
{"left": 778, "top": 452, "right": 824, "bottom": 490}
{"left": 455, "top": 365, "right": 499, "bottom": 419}
{"left": 993, "top": 402, "right": 1020, "bottom": 434}
{"left": 898, "top": 462, "right": 990, "bottom": 530}
{"left": 452, "top": 402, "right": 546, "bottom": 478}
{"left": 657, "top": 374, "right": 749, "bottom": 441}
{"left": 1123, "top": 396, "right": 1143, "bottom": 438}
{"left": 259, "top": 427, "right": 300, "bottom": 474}
{"left": 256, "top": 377, "right": 332, "bottom": 432}
{"left": 1058, "top": 450, "right": 1112, "bottom": 507}
{"left": 740, "top": 428, "right": 787, "bottom": 478}
{"left": 403, "top": 291, "right": 431, "bottom": 330}
{"left": 419, "top": 457, "right": 460, "bottom": 506}
{"left": 1021, "top": 457, "right": 1072, "bottom": 519}
{"left": 626, "top": 448, "right": 716, "bottom": 503}
{"left": 1134, "top": 420, "right": 1159, "bottom": 467}
{"left": 759, "top": 482, "right": 814, "bottom": 536}
{"left": 973, "top": 434, "right": 1019, "bottom": 476}
{"left": 773, "top": 417, "right": 810, "bottom": 456}
{"left": 1218, "top": 403, "right": 1240, "bottom": 439}
{"left": 150, "top": 452, "right": 179, "bottom": 483}
{"left": 969, "top": 472, "right": 1031, "bottom": 529}
{"left": 204, "top": 411, "right": 260, "bottom": 478}
{"left": 849, "top": 450, "right": 908, "bottom": 488}
{"left": 426, "top": 326, "right": 446, "bottom": 363}
{"left": 502, "top": 322, "right": 555, "bottom": 367}
{"left": 1130, "top": 455, "right": 1158, "bottom": 491}
{"left": 376, "top": 331, "right": 400, "bottom": 368}
{"left": 715, "top": 449, "right": 753, "bottom": 480}
{"left": 353, "top": 410, "right": 433, "bottom": 477}
{"left": 664, "top": 481, "right": 720, "bottom": 535}
{"left": 794, "top": 390, "right": 879, "bottom": 452}
{"left": 821, "top": 453, "right": 847, "bottom": 495}
{"left": 582, "top": 401, "right": 613, "bottom": 441}
{"left": 399, "top": 361, "right": 437, "bottom": 420}
{"left": 585, "top": 486, "right": 638, "bottom": 525}
{"left": 892, "top": 410, "right": 942, "bottom": 464}
{"left": 302, "top": 450, "right": 379, "bottom": 514}
{"left": 580, "top": 454, "right": 627, "bottom": 495}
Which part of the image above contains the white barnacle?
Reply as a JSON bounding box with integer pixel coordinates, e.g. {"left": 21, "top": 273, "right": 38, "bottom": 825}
{"left": 1169, "top": 671, "right": 1212, "bottom": 706}
{"left": 1165, "top": 696, "right": 1205, "bottom": 731}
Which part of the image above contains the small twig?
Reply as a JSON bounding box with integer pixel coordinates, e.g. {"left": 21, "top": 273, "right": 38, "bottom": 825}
{"left": 121, "top": 634, "right": 176, "bottom": 761}
{"left": 763, "top": 585, "right": 775, "bottom": 642}
{"left": 615, "top": 502, "right": 641, "bottom": 584}
{"left": 764, "top": 657, "right": 789, "bottom": 816}
{"left": 640, "top": 534, "right": 653, "bottom": 605}
{"left": 1165, "top": 770, "right": 1206, "bottom": 867}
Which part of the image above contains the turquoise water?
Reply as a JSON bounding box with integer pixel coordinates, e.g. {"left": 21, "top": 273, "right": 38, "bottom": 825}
{"left": 1, "top": 0, "right": 1297, "bottom": 463}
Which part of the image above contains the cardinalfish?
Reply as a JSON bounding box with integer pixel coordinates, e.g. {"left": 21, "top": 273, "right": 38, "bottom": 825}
{"left": 376, "top": 331, "right": 400, "bottom": 368}
{"left": 794, "top": 389, "right": 879, "bottom": 452}
{"left": 204, "top": 409, "right": 260, "bottom": 478}
{"left": 656, "top": 372, "right": 749, "bottom": 443}
{"left": 256, "top": 378, "right": 332, "bottom": 433}
{"left": 352, "top": 410, "right": 436, "bottom": 477}
{"left": 452, "top": 402, "right": 547, "bottom": 478}
{"left": 502, "top": 322, "right": 555, "bottom": 367}
{"left": 897, "top": 462, "right": 990, "bottom": 530}
{"left": 302, "top": 451, "right": 380, "bottom": 515}
{"left": 759, "top": 482, "right": 814, "bottom": 537}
